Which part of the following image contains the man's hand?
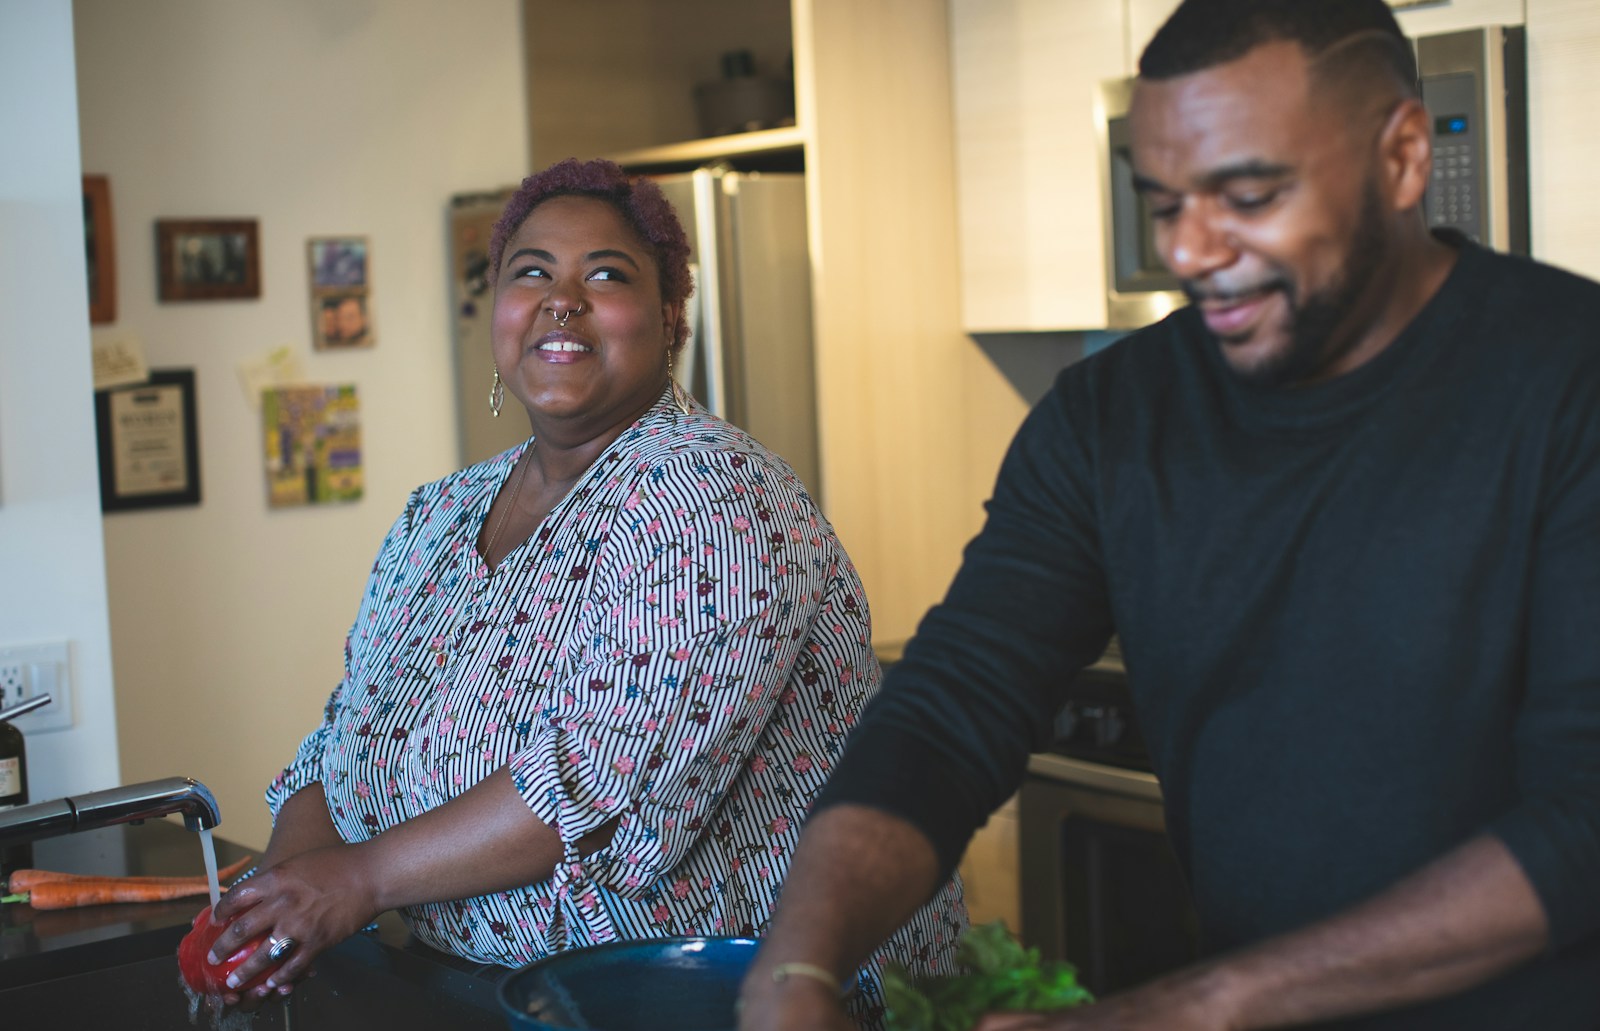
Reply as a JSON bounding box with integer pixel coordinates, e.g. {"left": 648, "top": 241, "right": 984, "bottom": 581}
{"left": 973, "top": 964, "right": 1238, "bottom": 1030}
{"left": 983, "top": 834, "right": 1545, "bottom": 1031}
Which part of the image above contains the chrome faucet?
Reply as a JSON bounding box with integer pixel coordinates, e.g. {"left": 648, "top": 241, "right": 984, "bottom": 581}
{"left": 0, "top": 776, "right": 221, "bottom": 846}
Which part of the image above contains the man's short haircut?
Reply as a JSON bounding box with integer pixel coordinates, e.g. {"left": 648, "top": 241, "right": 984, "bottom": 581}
{"left": 1139, "top": 0, "right": 1418, "bottom": 97}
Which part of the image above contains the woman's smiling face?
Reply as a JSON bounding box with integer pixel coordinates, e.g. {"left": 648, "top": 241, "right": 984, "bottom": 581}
{"left": 491, "top": 194, "right": 678, "bottom": 438}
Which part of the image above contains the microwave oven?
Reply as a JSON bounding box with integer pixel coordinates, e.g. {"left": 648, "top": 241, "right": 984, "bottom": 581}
{"left": 1094, "top": 26, "right": 1529, "bottom": 331}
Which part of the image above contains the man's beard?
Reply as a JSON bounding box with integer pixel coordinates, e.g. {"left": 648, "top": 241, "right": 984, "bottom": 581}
{"left": 1187, "top": 182, "right": 1389, "bottom": 388}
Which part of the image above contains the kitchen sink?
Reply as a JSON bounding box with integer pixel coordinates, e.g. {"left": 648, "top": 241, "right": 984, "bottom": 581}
{"left": 0, "top": 921, "right": 507, "bottom": 1030}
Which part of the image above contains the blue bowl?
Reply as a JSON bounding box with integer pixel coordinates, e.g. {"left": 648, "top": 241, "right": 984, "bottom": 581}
{"left": 497, "top": 936, "right": 760, "bottom": 1031}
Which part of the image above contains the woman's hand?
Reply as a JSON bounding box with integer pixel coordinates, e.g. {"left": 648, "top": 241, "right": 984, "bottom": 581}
{"left": 203, "top": 842, "right": 381, "bottom": 1010}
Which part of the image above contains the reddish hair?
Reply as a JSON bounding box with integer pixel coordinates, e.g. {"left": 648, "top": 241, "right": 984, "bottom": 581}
{"left": 489, "top": 158, "right": 693, "bottom": 354}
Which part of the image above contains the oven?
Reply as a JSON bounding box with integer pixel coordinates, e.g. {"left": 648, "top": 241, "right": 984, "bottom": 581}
{"left": 1017, "top": 644, "right": 1201, "bottom": 997}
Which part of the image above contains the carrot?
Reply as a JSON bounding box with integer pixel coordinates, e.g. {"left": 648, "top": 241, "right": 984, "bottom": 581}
{"left": 4, "top": 854, "right": 254, "bottom": 900}
{"left": 6, "top": 878, "right": 219, "bottom": 909}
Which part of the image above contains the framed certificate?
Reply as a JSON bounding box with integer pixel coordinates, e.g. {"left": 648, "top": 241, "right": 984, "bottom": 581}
{"left": 94, "top": 368, "right": 202, "bottom": 512}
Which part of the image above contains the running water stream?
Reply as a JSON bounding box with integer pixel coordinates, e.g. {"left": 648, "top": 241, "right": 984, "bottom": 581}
{"left": 187, "top": 827, "right": 256, "bottom": 1031}
{"left": 198, "top": 826, "right": 222, "bottom": 908}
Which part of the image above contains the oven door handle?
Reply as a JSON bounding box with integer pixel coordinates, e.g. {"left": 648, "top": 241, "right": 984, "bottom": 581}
{"left": 1027, "top": 753, "right": 1163, "bottom": 802}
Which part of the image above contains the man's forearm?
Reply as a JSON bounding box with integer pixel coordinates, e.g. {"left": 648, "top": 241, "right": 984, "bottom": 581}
{"left": 739, "top": 804, "right": 945, "bottom": 1028}
{"left": 983, "top": 833, "right": 1550, "bottom": 1031}
{"left": 1221, "top": 833, "right": 1549, "bottom": 1027}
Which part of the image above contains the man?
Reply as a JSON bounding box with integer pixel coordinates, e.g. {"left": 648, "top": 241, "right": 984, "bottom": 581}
{"left": 738, "top": 1, "right": 1600, "bottom": 1028}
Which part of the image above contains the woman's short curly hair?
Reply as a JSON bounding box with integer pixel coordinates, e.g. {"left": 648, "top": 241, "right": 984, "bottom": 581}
{"left": 488, "top": 158, "right": 694, "bottom": 354}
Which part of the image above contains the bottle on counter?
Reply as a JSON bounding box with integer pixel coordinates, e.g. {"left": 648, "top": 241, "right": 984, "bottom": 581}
{"left": 0, "top": 717, "right": 32, "bottom": 877}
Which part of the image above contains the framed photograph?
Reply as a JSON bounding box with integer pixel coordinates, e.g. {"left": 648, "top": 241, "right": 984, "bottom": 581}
{"left": 83, "top": 175, "right": 117, "bottom": 324}
{"left": 93, "top": 368, "right": 202, "bottom": 512}
{"left": 156, "top": 219, "right": 260, "bottom": 301}
{"left": 307, "top": 236, "right": 374, "bottom": 349}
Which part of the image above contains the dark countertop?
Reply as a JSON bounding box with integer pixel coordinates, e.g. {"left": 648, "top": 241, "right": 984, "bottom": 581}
{"left": 0, "top": 821, "right": 512, "bottom": 1028}
{"left": 0, "top": 820, "right": 264, "bottom": 968}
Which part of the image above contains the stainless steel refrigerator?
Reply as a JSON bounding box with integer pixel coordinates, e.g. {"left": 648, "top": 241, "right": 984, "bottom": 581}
{"left": 448, "top": 168, "right": 821, "bottom": 501}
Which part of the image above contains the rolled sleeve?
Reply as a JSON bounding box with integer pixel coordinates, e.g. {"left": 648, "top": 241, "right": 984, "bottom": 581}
{"left": 506, "top": 451, "right": 828, "bottom": 897}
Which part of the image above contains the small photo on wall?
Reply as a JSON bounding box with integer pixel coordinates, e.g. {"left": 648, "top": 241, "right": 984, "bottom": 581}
{"left": 314, "top": 290, "right": 373, "bottom": 349}
{"left": 307, "top": 236, "right": 374, "bottom": 349}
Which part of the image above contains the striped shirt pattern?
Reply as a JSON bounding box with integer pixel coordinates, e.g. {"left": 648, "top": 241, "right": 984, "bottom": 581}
{"left": 267, "top": 390, "right": 965, "bottom": 1019}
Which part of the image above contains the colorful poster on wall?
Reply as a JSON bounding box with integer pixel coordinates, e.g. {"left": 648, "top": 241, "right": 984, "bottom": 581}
{"left": 262, "top": 384, "right": 363, "bottom": 507}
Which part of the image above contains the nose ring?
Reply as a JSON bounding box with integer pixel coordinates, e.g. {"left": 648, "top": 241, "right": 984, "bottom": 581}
{"left": 554, "top": 304, "right": 583, "bottom": 329}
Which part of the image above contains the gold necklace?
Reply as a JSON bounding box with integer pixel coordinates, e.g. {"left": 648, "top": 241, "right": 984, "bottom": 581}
{"left": 483, "top": 442, "right": 534, "bottom": 563}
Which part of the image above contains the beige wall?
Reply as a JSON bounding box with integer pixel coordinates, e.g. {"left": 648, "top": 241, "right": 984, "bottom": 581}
{"left": 0, "top": 0, "right": 122, "bottom": 802}
{"left": 74, "top": 0, "right": 530, "bottom": 849}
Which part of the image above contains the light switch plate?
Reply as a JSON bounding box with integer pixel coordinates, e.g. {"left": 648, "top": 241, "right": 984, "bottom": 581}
{"left": 0, "top": 640, "right": 73, "bottom": 734}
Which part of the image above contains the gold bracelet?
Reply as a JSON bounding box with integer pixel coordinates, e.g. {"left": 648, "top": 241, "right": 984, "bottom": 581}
{"left": 770, "top": 961, "right": 843, "bottom": 994}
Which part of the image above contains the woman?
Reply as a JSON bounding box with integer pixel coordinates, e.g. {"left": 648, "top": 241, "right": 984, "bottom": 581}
{"left": 204, "top": 158, "right": 965, "bottom": 1023}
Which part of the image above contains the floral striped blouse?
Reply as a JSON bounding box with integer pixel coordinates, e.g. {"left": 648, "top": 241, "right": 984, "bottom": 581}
{"left": 267, "top": 389, "right": 965, "bottom": 1019}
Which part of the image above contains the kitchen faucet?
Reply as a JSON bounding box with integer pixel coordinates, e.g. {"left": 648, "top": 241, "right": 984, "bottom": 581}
{"left": 0, "top": 777, "right": 221, "bottom": 846}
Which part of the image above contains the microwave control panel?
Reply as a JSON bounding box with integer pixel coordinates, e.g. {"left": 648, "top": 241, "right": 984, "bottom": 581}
{"left": 1414, "top": 25, "right": 1528, "bottom": 255}
{"left": 1423, "top": 73, "right": 1483, "bottom": 242}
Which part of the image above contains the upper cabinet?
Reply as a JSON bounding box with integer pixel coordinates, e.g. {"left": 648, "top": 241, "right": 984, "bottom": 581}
{"left": 1525, "top": 0, "right": 1600, "bottom": 281}
{"left": 1390, "top": 0, "right": 1525, "bottom": 37}
{"left": 950, "top": 0, "right": 1121, "bottom": 332}
{"left": 522, "top": 0, "right": 799, "bottom": 169}
{"left": 949, "top": 0, "right": 1177, "bottom": 332}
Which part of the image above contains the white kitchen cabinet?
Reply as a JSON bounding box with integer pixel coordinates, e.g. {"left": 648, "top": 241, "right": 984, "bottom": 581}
{"left": 949, "top": 0, "right": 1128, "bottom": 331}
{"left": 1526, "top": 0, "right": 1600, "bottom": 280}
{"left": 947, "top": 0, "right": 1186, "bottom": 333}
{"left": 1391, "top": 0, "right": 1525, "bottom": 37}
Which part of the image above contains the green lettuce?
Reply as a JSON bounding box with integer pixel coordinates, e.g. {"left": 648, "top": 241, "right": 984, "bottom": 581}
{"left": 883, "top": 921, "right": 1094, "bottom": 1031}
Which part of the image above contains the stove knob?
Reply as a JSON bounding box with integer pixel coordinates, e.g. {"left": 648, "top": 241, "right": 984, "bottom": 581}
{"left": 1095, "top": 707, "right": 1126, "bottom": 747}
{"left": 1054, "top": 703, "right": 1080, "bottom": 743}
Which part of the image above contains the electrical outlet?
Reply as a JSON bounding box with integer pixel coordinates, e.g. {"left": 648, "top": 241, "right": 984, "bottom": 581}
{"left": 0, "top": 641, "right": 73, "bottom": 734}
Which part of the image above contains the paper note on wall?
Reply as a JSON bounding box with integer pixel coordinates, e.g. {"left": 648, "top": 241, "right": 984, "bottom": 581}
{"left": 237, "top": 345, "right": 306, "bottom": 411}
{"left": 91, "top": 330, "right": 149, "bottom": 390}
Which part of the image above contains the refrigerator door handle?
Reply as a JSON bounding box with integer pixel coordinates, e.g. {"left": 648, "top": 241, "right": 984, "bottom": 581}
{"left": 690, "top": 168, "right": 728, "bottom": 418}
{"left": 679, "top": 260, "right": 703, "bottom": 400}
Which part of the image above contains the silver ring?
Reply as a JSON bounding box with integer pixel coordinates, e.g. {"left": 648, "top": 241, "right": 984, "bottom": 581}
{"left": 267, "top": 936, "right": 297, "bottom": 962}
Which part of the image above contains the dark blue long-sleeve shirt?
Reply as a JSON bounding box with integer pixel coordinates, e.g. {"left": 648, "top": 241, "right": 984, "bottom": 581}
{"left": 819, "top": 239, "right": 1600, "bottom": 1028}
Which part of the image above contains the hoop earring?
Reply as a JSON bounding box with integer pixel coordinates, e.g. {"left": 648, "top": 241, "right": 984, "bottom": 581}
{"left": 667, "top": 349, "right": 692, "bottom": 416}
{"left": 490, "top": 367, "right": 505, "bottom": 417}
